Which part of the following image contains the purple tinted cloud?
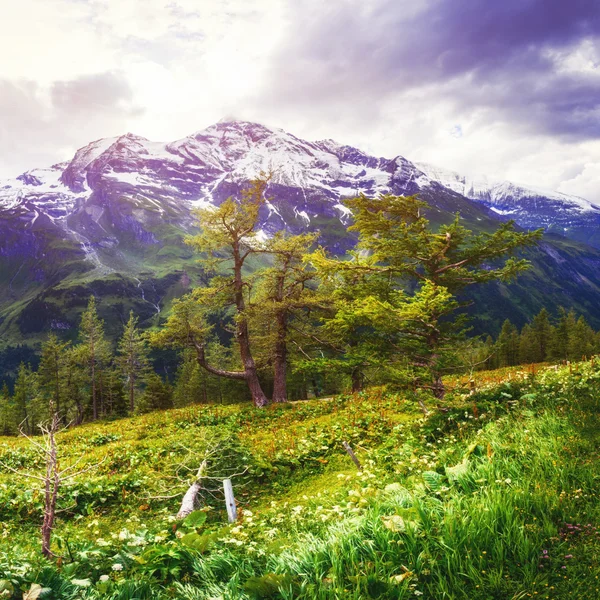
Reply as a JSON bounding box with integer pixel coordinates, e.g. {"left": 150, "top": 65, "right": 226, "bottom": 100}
{"left": 51, "top": 72, "right": 139, "bottom": 116}
{"left": 261, "top": 0, "right": 600, "bottom": 140}
{"left": 0, "top": 72, "right": 141, "bottom": 176}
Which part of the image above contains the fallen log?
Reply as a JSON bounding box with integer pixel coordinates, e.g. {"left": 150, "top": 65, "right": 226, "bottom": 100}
{"left": 176, "top": 460, "right": 208, "bottom": 519}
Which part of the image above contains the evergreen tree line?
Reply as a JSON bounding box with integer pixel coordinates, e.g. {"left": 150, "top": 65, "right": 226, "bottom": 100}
{"left": 478, "top": 308, "right": 600, "bottom": 370}
{"left": 0, "top": 300, "right": 258, "bottom": 435}
{"left": 0, "top": 178, "right": 544, "bottom": 432}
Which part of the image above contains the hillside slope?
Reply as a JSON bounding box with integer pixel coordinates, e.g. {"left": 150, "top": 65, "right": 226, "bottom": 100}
{"left": 1, "top": 363, "right": 599, "bottom": 598}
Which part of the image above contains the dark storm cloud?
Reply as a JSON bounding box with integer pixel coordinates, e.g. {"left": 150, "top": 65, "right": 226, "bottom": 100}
{"left": 261, "top": 0, "right": 600, "bottom": 139}
{"left": 0, "top": 72, "right": 141, "bottom": 176}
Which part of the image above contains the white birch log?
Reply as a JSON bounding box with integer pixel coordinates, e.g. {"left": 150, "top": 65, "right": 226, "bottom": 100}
{"left": 223, "top": 478, "right": 237, "bottom": 523}
{"left": 176, "top": 460, "right": 207, "bottom": 519}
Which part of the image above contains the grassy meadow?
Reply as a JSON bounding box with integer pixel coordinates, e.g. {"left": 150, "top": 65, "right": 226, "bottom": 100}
{"left": 1, "top": 361, "right": 599, "bottom": 599}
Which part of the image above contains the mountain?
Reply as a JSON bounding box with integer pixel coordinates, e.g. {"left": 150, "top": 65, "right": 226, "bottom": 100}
{"left": 415, "top": 162, "right": 600, "bottom": 247}
{"left": 1, "top": 119, "right": 600, "bottom": 361}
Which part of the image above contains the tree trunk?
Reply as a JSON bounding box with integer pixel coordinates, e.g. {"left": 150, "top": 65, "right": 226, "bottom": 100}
{"left": 129, "top": 373, "right": 135, "bottom": 414}
{"left": 176, "top": 460, "right": 207, "bottom": 519}
{"left": 41, "top": 415, "right": 59, "bottom": 558}
{"left": 272, "top": 311, "right": 288, "bottom": 403}
{"left": 232, "top": 243, "right": 269, "bottom": 408}
{"left": 98, "top": 370, "right": 104, "bottom": 417}
{"left": 427, "top": 332, "right": 445, "bottom": 401}
{"left": 237, "top": 318, "right": 269, "bottom": 407}
{"left": 190, "top": 242, "right": 270, "bottom": 407}
{"left": 351, "top": 368, "right": 362, "bottom": 393}
{"left": 192, "top": 320, "right": 268, "bottom": 408}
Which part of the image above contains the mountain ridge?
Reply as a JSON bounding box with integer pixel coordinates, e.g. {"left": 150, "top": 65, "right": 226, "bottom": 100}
{"left": 4, "top": 119, "right": 593, "bottom": 240}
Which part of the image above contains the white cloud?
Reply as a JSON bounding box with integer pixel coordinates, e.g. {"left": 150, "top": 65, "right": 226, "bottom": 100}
{"left": 557, "top": 158, "right": 600, "bottom": 202}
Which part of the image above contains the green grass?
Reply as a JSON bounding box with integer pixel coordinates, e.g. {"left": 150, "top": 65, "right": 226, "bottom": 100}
{"left": 1, "top": 364, "right": 600, "bottom": 598}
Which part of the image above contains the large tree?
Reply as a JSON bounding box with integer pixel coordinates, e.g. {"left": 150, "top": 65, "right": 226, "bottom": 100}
{"left": 311, "top": 194, "right": 542, "bottom": 400}
{"left": 249, "top": 232, "right": 319, "bottom": 402}
{"left": 159, "top": 179, "right": 270, "bottom": 407}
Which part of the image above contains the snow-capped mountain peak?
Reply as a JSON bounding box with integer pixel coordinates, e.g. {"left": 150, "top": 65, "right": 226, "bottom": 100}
{"left": 2, "top": 119, "right": 599, "bottom": 257}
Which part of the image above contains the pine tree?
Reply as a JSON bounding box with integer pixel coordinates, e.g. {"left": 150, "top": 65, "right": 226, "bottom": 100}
{"left": 548, "top": 308, "right": 572, "bottom": 361}
{"left": 173, "top": 349, "right": 206, "bottom": 407}
{"left": 160, "top": 178, "right": 271, "bottom": 407}
{"left": 99, "top": 366, "right": 127, "bottom": 417}
{"left": 250, "top": 232, "right": 319, "bottom": 402}
{"left": 78, "top": 296, "right": 112, "bottom": 420}
{"left": 137, "top": 373, "right": 173, "bottom": 414}
{"left": 37, "top": 334, "right": 70, "bottom": 421}
{"left": 496, "top": 320, "right": 520, "bottom": 366}
{"left": 13, "top": 363, "right": 38, "bottom": 434}
{"left": 519, "top": 324, "right": 539, "bottom": 364}
{"left": 117, "top": 311, "right": 150, "bottom": 414}
{"left": 568, "top": 315, "right": 595, "bottom": 361}
{"left": 0, "top": 383, "right": 15, "bottom": 435}
{"left": 62, "top": 346, "right": 88, "bottom": 424}
{"left": 285, "top": 254, "right": 382, "bottom": 394}
{"left": 531, "top": 308, "right": 552, "bottom": 362}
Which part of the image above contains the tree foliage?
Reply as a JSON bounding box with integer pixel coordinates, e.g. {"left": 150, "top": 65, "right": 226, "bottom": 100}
{"left": 0, "top": 190, "right": 551, "bottom": 426}
{"left": 307, "top": 194, "right": 542, "bottom": 402}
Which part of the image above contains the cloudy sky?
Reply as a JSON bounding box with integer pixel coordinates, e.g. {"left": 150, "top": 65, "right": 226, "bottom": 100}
{"left": 1, "top": 0, "right": 600, "bottom": 200}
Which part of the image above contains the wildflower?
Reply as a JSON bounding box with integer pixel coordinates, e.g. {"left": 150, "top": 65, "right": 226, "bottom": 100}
{"left": 111, "top": 563, "right": 123, "bottom": 571}
{"left": 99, "top": 575, "right": 110, "bottom": 583}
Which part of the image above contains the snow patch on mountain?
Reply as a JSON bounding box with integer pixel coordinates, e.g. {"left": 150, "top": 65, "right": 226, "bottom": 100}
{"left": 416, "top": 162, "right": 600, "bottom": 213}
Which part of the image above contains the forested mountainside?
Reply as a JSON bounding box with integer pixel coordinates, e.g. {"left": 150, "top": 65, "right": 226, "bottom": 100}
{"left": 2, "top": 119, "right": 600, "bottom": 365}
